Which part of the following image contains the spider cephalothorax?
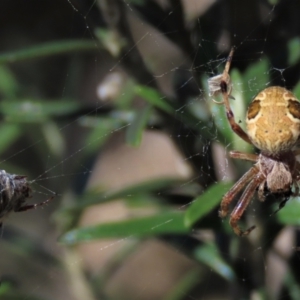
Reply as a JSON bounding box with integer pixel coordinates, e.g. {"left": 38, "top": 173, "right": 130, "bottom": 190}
{"left": 0, "top": 169, "right": 55, "bottom": 224}
{"left": 208, "top": 48, "right": 300, "bottom": 236}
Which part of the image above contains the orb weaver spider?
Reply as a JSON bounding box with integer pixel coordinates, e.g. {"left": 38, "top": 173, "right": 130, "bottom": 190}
{"left": 208, "top": 48, "right": 300, "bottom": 236}
{"left": 0, "top": 170, "right": 55, "bottom": 226}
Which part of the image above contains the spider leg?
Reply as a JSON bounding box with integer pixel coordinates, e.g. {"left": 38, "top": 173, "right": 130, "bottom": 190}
{"left": 221, "top": 84, "right": 252, "bottom": 144}
{"left": 208, "top": 49, "right": 233, "bottom": 101}
{"left": 257, "top": 181, "right": 266, "bottom": 201}
{"left": 15, "top": 194, "right": 56, "bottom": 212}
{"left": 219, "top": 165, "right": 259, "bottom": 218}
{"left": 229, "top": 151, "right": 258, "bottom": 162}
{"left": 218, "top": 51, "right": 252, "bottom": 145}
{"left": 230, "top": 174, "right": 265, "bottom": 236}
{"left": 271, "top": 178, "right": 299, "bottom": 215}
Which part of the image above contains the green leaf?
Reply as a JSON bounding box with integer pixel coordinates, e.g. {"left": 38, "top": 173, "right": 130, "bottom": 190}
{"left": 0, "top": 66, "right": 18, "bottom": 98}
{"left": 0, "top": 124, "right": 21, "bottom": 155}
{"left": 164, "top": 269, "right": 202, "bottom": 300}
{"left": 293, "top": 82, "right": 300, "bottom": 99}
{"left": 0, "top": 281, "right": 13, "bottom": 296}
{"left": 209, "top": 96, "right": 233, "bottom": 143}
{"left": 195, "top": 243, "right": 236, "bottom": 281}
{"left": 68, "top": 178, "right": 181, "bottom": 211}
{"left": 284, "top": 268, "right": 300, "bottom": 300}
{"left": 204, "top": 73, "right": 240, "bottom": 146}
{"left": 60, "top": 211, "right": 187, "bottom": 244}
{"left": 184, "top": 182, "right": 232, "bottom": 228}
{"left": 134, "top": 85, "right": 174, "bottom": 114}
{"left": 126, "top": 104, "right": 152, "bottom": 147}
{"left": 288, "top": 38, "right": 300, "bottom": 66}
{"left": 114, "top": 79, "right": 136, "bottom": 109}
{"left": 243, "top": 57, "right": 269, "bottom": 102}
{"left": 276, "top": 197, "right": 300, "bottom": 225}
{"left": 230, "top": 69, "right": 252, "bottom": 152}
{"left": 267, "top": 0, "right": 278, "bottom": 4}
{"left": 94, "top": 28, "right": 126, "bottom": 57}
{"left": 0, "top": 99, "right": 80, "bottom": 122}
{"left": 81, "top": 115, "right": 127, "bottom": 154}
{"left": 0, "top": 294, "right": 45, "bottom": 300}
{"left": 0, "top": 40, "right": 96, "bottom": 64}
{"left": 41, "top": 122, "right": 65, "bottom": 156}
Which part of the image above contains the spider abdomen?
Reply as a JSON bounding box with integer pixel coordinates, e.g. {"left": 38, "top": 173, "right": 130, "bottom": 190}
{"left": 0, "top": 170, "right": 31, "bottom": 219}
{"left": 246, "top": 86, "right": 300, "bottom": 154}
{"left": 258, "top": 152, "right": 296, "bottom": 194}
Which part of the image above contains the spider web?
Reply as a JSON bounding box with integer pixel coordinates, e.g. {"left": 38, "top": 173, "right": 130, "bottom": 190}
{"left": 0, "top": 1, "right": 299, "bottom": 300}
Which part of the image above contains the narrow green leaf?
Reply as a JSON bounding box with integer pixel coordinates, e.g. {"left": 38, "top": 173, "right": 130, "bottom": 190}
{"left": 288, "top": 38, "right": 300, "bottom": 66}
{"left": 0, "top": 294, "right": 45, "bottom": 300}
{"left": 134, "top": 85, "right": 174, "bottom": 114}
{"left": 41, "top": 122, "right": 65, "bottom": 156}
{"left": 164, "top": 269, "right": 202, "bottom": 300}
{"left": 126, "top": 104, "right": 152, "bottom": 147}
{"left": 0, "top": 66, "right": 18, "bottom": 98}
{"left": 114, "top": 79, "right": 136, "bottom": 109}
{"left": 195, "top": 243, "right": 236, "bottom": 281}
{"left": 184, "top": 182, "right": 232, "bottom": 228}
{"left": 94, "top": 28, "right": 126, "bottom": 57}
{"left": 284, "top": 268, "right": 300, "bottom": 300}
{"left": 0, "top": 281, "right": 13, "bottom": 296}
{"left": 60, "top": 211, "right": 187, "bottom": 244}
{"left": 68, "top": 178, "right": 181, "bottom": 211}
{"left": 210, "top": 98, "right": 233, "bottom": 144}
{"left": 293, "top": 82, "right": 300, "bottom": 99}
{"left": 230, "top": 69, "right": 253, "bottom": 153}
{"left": 83, "top": 116, "right": 125, "bottom": 154}
{"left": 0, "top": 99, "right": 80, "bottom": 122}
{"left": 0, "top": 124, "right": 21, "bottom": 155}
{"left": 243, "top": 57, "right": 269, "bottom": 102}
{"left": 0, "top": 40, "right": 97, "bottom": 64}
{"left": 276, "top": 197, "right": 300, "bottom": 225}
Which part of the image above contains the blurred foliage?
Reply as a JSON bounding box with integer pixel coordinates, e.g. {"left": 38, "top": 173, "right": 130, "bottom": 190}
{"left": 1, "top": 1, "right": 300, "bottom": 300}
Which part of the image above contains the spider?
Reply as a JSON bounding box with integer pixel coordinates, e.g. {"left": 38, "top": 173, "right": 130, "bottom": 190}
{"left": 208, "top": 48, "right": 300, "bottom": 236}
{"left": 0, "top": 169, "right": 55, "bottom": 226}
